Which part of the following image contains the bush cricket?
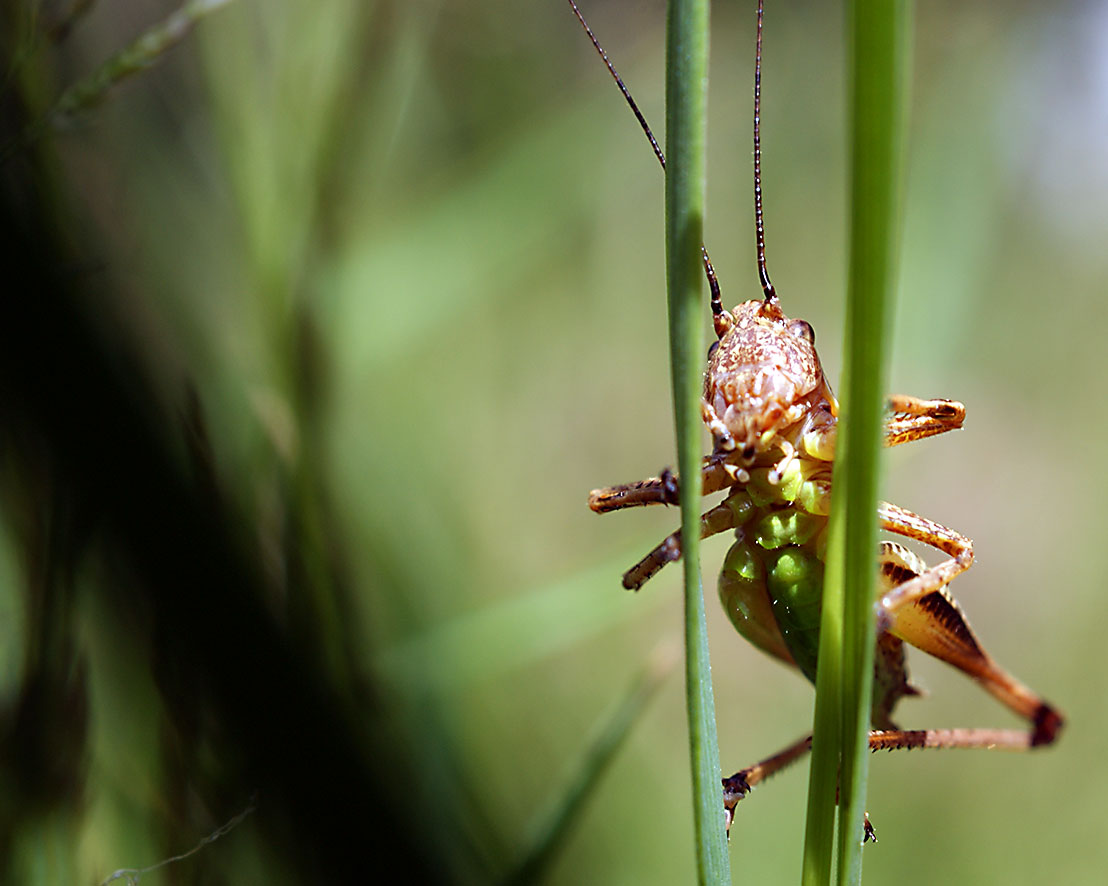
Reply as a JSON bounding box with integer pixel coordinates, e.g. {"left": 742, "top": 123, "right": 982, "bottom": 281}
{"left": 569, "top": 0, "right": 1063, "bottom": 836}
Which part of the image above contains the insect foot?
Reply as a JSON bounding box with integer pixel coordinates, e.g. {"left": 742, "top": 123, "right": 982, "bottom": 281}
{"left": 659, "top": 467, "right": 680, "bottom": 505}
{"left": 1031, "top": 703, "right": 1064, "bottom": 747}
{"left": 721, "top": 772, "right": 752, "bottom": 836}
{"left": 863, "top": 813, "right": 877, "bottom": 844}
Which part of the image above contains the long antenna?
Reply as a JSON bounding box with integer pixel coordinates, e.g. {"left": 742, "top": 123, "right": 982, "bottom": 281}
{"left": 754, "top": 0, "right": 776, "bottom": 302}
{"left": 566, "top": 0, "right": 727, "bottom": 335}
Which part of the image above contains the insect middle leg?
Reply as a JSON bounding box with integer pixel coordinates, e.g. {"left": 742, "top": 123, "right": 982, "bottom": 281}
{"left": 619, "top": 499, "right": 741, "bottom": 590}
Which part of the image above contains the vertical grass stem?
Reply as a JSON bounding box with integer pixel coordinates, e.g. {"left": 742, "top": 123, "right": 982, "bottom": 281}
{"left": 801, "top": 1, "right": 911, "bottom": 884}
{"left": 665, "top": 0, "right": 730, "bottom": 881}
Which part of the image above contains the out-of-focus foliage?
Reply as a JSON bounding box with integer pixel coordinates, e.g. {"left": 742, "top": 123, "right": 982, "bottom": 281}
{"left": 0, "top": 0, "right": 1105, "bottom": 883}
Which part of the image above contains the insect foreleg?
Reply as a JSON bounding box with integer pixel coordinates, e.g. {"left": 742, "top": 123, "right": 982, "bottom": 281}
{"left": 587, "top": 453, "right": 750, "bottom": 513}
{"left": 883, "top": 395, "right": 965, "bottom": 447}
{"left": 593, "top": 395, "right": 963, "bottom": 515}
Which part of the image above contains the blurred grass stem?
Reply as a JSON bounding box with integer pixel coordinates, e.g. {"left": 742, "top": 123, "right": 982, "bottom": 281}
{"left": 504, "top": 645, "right": 677, "bottom": 886}
{"left": 2, "top": 0, "right": 234, "bottom": 162}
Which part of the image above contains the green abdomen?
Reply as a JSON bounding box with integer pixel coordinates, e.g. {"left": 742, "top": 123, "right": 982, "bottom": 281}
{"left": 717, "top": 464, "right": 830, "bottom": 683}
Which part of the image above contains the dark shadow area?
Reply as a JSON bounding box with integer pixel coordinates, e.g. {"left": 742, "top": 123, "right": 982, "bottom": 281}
{"left": 0, "top": 150, "right": 442, "bottom": 883}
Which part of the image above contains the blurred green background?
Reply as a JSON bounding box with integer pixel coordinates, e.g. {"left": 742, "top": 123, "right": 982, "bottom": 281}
{"left": 2, "top": 0, "right": 1106, "bottom": 882}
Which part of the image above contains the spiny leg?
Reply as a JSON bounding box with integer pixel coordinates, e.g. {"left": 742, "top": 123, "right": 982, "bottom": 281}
{"left": 877, "top": 541, "right": 1063, "bottom": 747}
{"left": 868, "top": 727, "right": 1044, "bottom": 752}
{"left": 877, "top": 501, "right": 975, "bottom": 620}
{"left": 720, "top": 730, "right": 917, "bottom": 836}
{"left": 724, "top": 736, "right": 888, "bottom": 836}
{"left": 722, "top": 733, "right": 879, "bottom": 836}
{"left": 721, "top": 719, "right": 1052, "bottom": 836}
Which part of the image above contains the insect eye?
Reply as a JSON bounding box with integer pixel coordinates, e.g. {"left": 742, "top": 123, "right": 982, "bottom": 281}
{"left": 790, "top": 320, "right": 815, "bottom": 345}
{"left": 707, "top": 340, "right": 720, "bottom": 360}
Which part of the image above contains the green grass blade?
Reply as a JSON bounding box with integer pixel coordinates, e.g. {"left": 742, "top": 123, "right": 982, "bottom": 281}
{"left": 835, "top": 3, "right": 911, "bottom": 880}
{"left": 2, "top": 0, "right": 235, "bottom": 162}
{"left": 50, "top": 0, "right": 235, "bottom": 121}
{"left": 802, "top": 1, "right": 911, "bottom": 884}
{"left": 374, "top": 552, "right": 673, "bottom": 692}
{"left": 503, "top": 646, "right": 677, "bottom": 886}
{"left": 664, "top": 1, "right": 730, "bottom": 882}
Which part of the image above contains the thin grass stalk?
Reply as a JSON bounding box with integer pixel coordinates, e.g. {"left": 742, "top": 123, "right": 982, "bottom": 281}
{"left": 1, "top": 0, "right": 235, "bottom": 162}
{"left": 504, "top": 647, "right": 676, "bottom": 886}
{"left": 664, "top": 1, "right": 730, "bottom": 882}
{"left": 801, "top": 0, "right": 910, "bottom": 883}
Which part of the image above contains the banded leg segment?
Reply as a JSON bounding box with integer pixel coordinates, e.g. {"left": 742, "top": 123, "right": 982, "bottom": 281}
{"left": 877, "top": 538, "right": 1063, "bottom": 747}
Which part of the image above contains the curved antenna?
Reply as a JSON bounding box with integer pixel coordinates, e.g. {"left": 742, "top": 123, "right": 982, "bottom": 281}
{"left": 566, "top": 0, "right": 728, "bottom": 335}
{"left": 754, "top": 0, "right": 776, "bottom": 302}
{"left": 566, "top": 0, "right": 665, "bottom": 172}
